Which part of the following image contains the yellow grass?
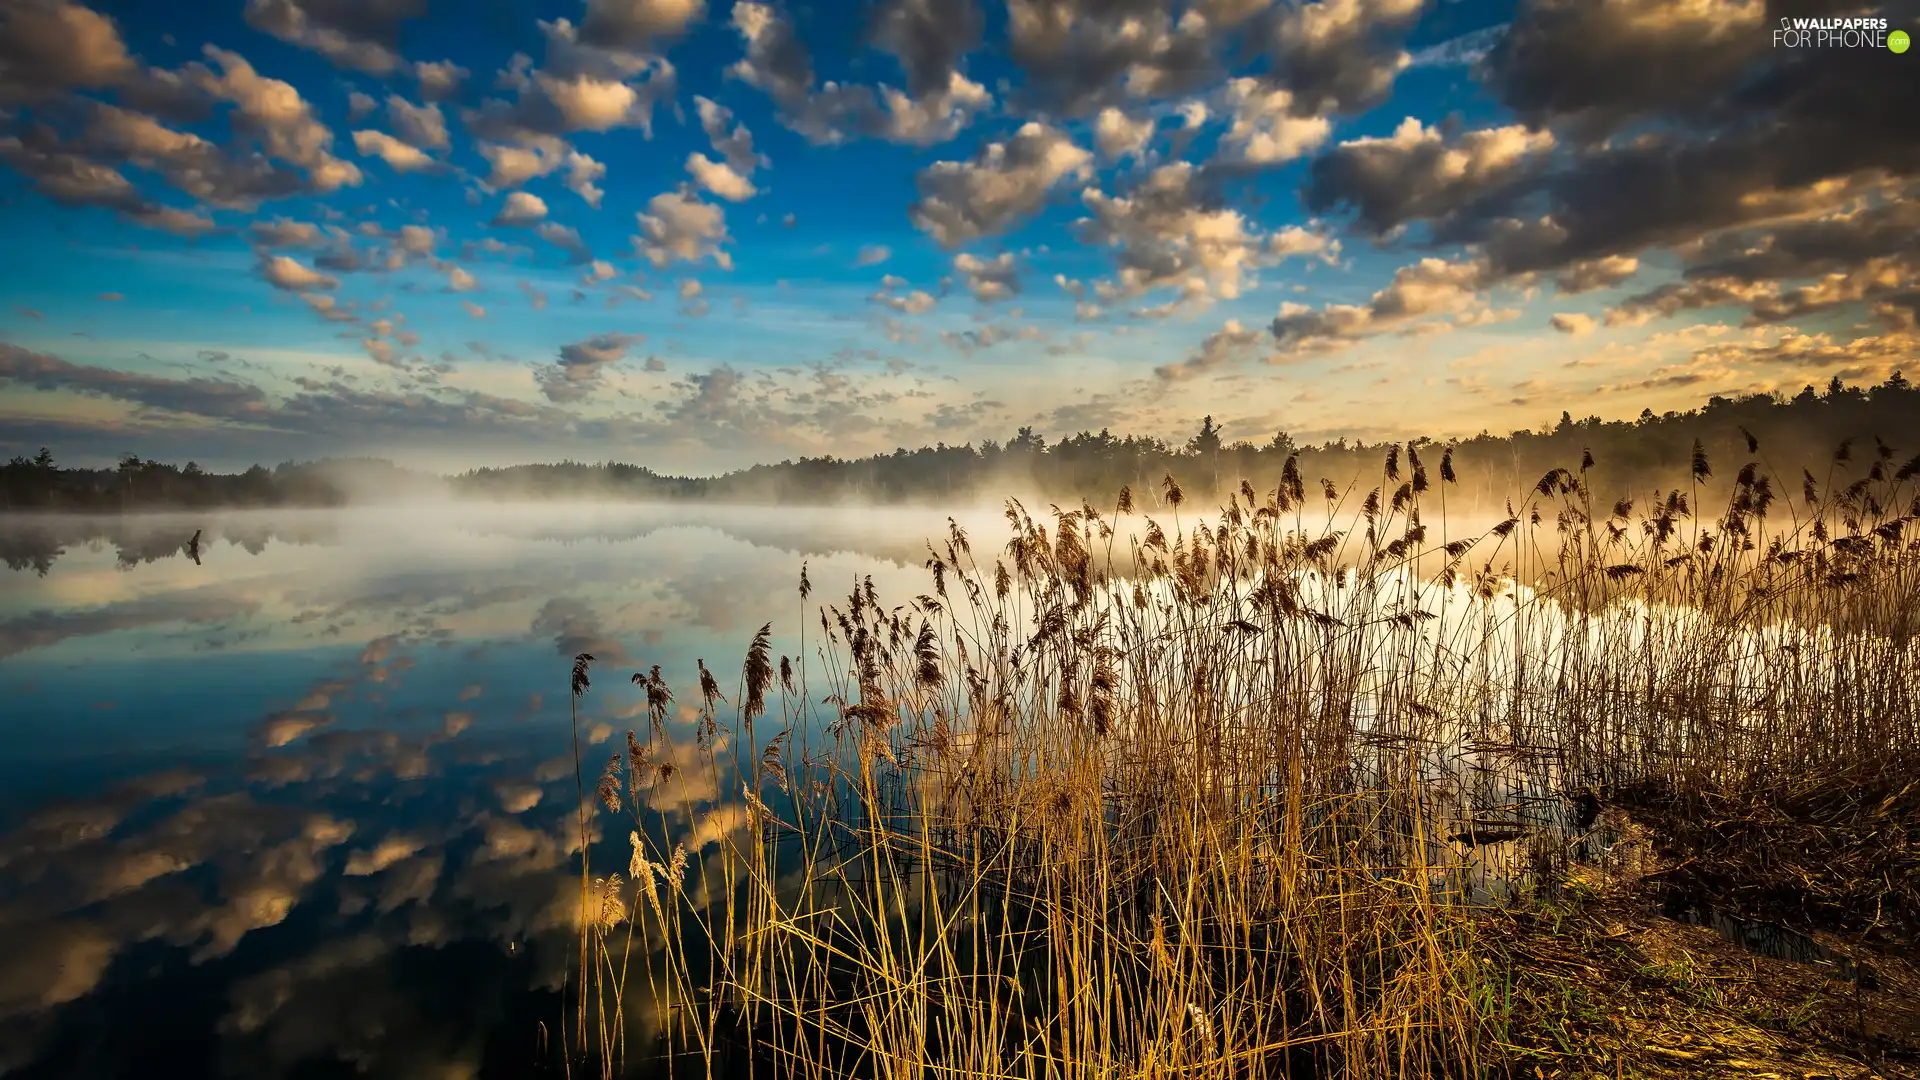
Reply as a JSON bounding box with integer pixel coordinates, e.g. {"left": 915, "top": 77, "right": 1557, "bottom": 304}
{"left": 559, "top": 440, "right": 1920, "bottom": 1079}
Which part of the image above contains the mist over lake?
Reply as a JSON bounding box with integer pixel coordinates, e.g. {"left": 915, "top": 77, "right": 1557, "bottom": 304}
{"left": 0, "top": 503, "right": 971, "bottom": 1077}
{"left": 6, "top": 429, "right": 1920, "bottom": 1079}
{"left": 4, "top": 0, "right": 1918, "bottom": 1063}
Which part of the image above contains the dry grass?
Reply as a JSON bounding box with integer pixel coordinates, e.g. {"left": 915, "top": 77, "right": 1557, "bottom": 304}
{"left": 554, "top": 439, "right": 1920, "bottom": 1079}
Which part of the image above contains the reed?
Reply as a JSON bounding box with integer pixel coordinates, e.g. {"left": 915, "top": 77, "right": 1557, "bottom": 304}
{"left": 558, "top": 437, "right": 1920, "bottom": 1078}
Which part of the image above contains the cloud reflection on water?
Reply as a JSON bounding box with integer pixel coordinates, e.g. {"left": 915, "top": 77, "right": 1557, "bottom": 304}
{"left": 0, "top": 502, "right": 962, "bottom": 1078}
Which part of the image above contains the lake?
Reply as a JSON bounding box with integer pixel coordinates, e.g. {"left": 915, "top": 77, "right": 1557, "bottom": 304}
{"left": 5, "top": 496, "right": 1853, "bottom": 1078}
{"left": 0, "top": 502, "right": 988, "bottom": 1079}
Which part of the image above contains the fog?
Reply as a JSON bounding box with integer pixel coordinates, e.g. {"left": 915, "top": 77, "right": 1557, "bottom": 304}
{"left": 0, "top": 499, "right": 975, "bottom": 1075}
{"left": 0, "top": 441, "right": 1904, "bottom": 1077}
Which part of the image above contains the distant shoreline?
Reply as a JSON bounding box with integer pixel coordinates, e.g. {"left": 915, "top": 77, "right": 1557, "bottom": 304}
{"left": 6, "top": 373, "right": 1918, "bottom": 514}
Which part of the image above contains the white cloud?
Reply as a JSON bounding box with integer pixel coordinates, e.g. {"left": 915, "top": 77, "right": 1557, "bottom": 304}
{"left": 1555, "top": 256, "right": 1640, "bottom": 295}
{"left": 463, "top": 18, "right": 676, "bottom": 143}
{"left": 194, "top": 46, "right": 363, "bottom": 192}
{"left": 1093, "top": 107, "right": 1155, "bottom": 160}
{"left": 693, "top": 95, "right": 765, "bottom": 174}
{"left": 476, "top": 141, "right": 561, "bottom": 188}
{"left": 301, "top": 292, "right": 357, "bottom": 322}
{"left": 728, "top": 2, "right": 991, "bottom": 147}
{"left": 242, "top": 0, "right": 423, "bottom": 76}
{"left": 385, "top": 94, "right": 449, "bottom": 150}
{"left": 870, "top": 274, "right": 937, "bottom": 313}
{"left": 685, "top": 152, "right": 757, "bottom": 201}
{"left": 413, "top": 59, "right": 468, "bottom": 100}
{"left": 250, "top": 218, "right": 325, "bottom": 248}
{"left": 909, "top": 122, "right": 1093, "bottom": 247}
{"left": 953, "top": 252, "right": 1020, "bottom": 303}
{"left": 536, "top": 221, "right": 593, "bottom": 262}
{"left": 257, "top": 253, "right": 338, "bottom": 292}
{"left": 1155, "top": 318, "right": 1265, "bottom": 380}
{"left": 580, "top": 0, "right": 706, "bottom": 51}
{"left": 490, "top": 191, "right": 550, "bottom": 226}
{"left": 1304, "top": 116, "right": 1556, "bottom": 233}
{"left": 536, "top": 331, "right": 644, "bottom": 402}
{"left": 633, "top": 188, "right": 732, "bottom": 270}
{"left": 352, "top": 129, "right": 434, "bottom": 172}
{"left": 362, "top": 336, "right": 402, "bottom": 366}
{"left": 394, "top": 225, "right": 436, "bottom": 255}
{"left": 1270, "top": 256, "right": 1492, "bottom": 355}
{"left": 871, "top": 288, "right": 937, "bottom": 314}
{"left": 564, "top": 149, "right": 606, "bottom": 207}
{"left": 473, "top": 139, "right": 606, "bottom": 207}
{"left": 1077, "top": 162, "right": 1334, "bottom": 312}
{"left": 0, "top": 0, "right": 138, "bottom": 104}
{"left": 536, "top": 72, "right": 645, "bottom": 131}
{"left": 1218, "top": 78, "right": 1332, "bottom": 166}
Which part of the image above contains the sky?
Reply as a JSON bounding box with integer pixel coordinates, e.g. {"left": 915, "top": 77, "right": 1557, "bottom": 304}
{"left": 0, "top": 0, "right": 1915, "bottom": 473}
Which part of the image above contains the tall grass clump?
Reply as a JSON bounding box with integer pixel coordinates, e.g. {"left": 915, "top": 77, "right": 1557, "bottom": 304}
{"left": 560, "top": 438, "right": 1920, "bottom": 1079}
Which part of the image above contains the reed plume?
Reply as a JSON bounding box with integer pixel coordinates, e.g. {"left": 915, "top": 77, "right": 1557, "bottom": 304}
{"left": 556, "top": 445, "right": 1920, "bottom": 1079}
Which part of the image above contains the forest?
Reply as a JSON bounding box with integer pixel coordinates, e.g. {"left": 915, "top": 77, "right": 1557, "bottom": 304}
{"left": 5, "top": 372, "right": 1918, "bottom": 511}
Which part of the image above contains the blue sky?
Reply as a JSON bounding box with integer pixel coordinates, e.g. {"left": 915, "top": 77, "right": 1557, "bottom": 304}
{"left": 1, "top": 0, "right": 1915, "bottom": 472}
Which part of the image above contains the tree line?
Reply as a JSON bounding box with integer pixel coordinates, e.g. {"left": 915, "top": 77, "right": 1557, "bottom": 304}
{"left": 451, "top": 372, "right": 1920, "bottom": 509}
{"left": 0, "top": 453, "right": 414, "bottom": 511}
{"left": 6, "top": 373, "right": 1918, "bottom": 513}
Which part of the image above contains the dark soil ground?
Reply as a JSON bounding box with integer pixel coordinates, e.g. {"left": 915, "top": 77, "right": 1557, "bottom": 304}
{"left": 1487, "top": 763, "right": 1920, "bottom": 1078}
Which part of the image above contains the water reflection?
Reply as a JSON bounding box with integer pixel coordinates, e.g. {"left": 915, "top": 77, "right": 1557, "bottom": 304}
{"left": 1660, "top": 894, "right": 1867, "bottom": 984}
{"left": 3, "top": 499, "right": 1853, "bottom": 1076}
{"left": 0, "top": 513, "right": 346, "bottom": 576}
{"left": 0, "top": 503, "right": 974, "bottom": 1079}
{"left": 0, "top": 741, "right": 579, "bottom": 1078}
{"left": 0, "top": 503, "right": 1008, "bottom": 580}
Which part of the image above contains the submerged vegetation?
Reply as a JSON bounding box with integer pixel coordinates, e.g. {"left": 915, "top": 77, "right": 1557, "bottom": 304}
{"left": 557, "top": 432, "right": 1920, "bottom": 1078}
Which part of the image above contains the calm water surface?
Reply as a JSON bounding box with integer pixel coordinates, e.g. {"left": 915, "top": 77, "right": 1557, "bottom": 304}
{"left": 0, "top": 502, "right": 980, "bottom": 1079}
